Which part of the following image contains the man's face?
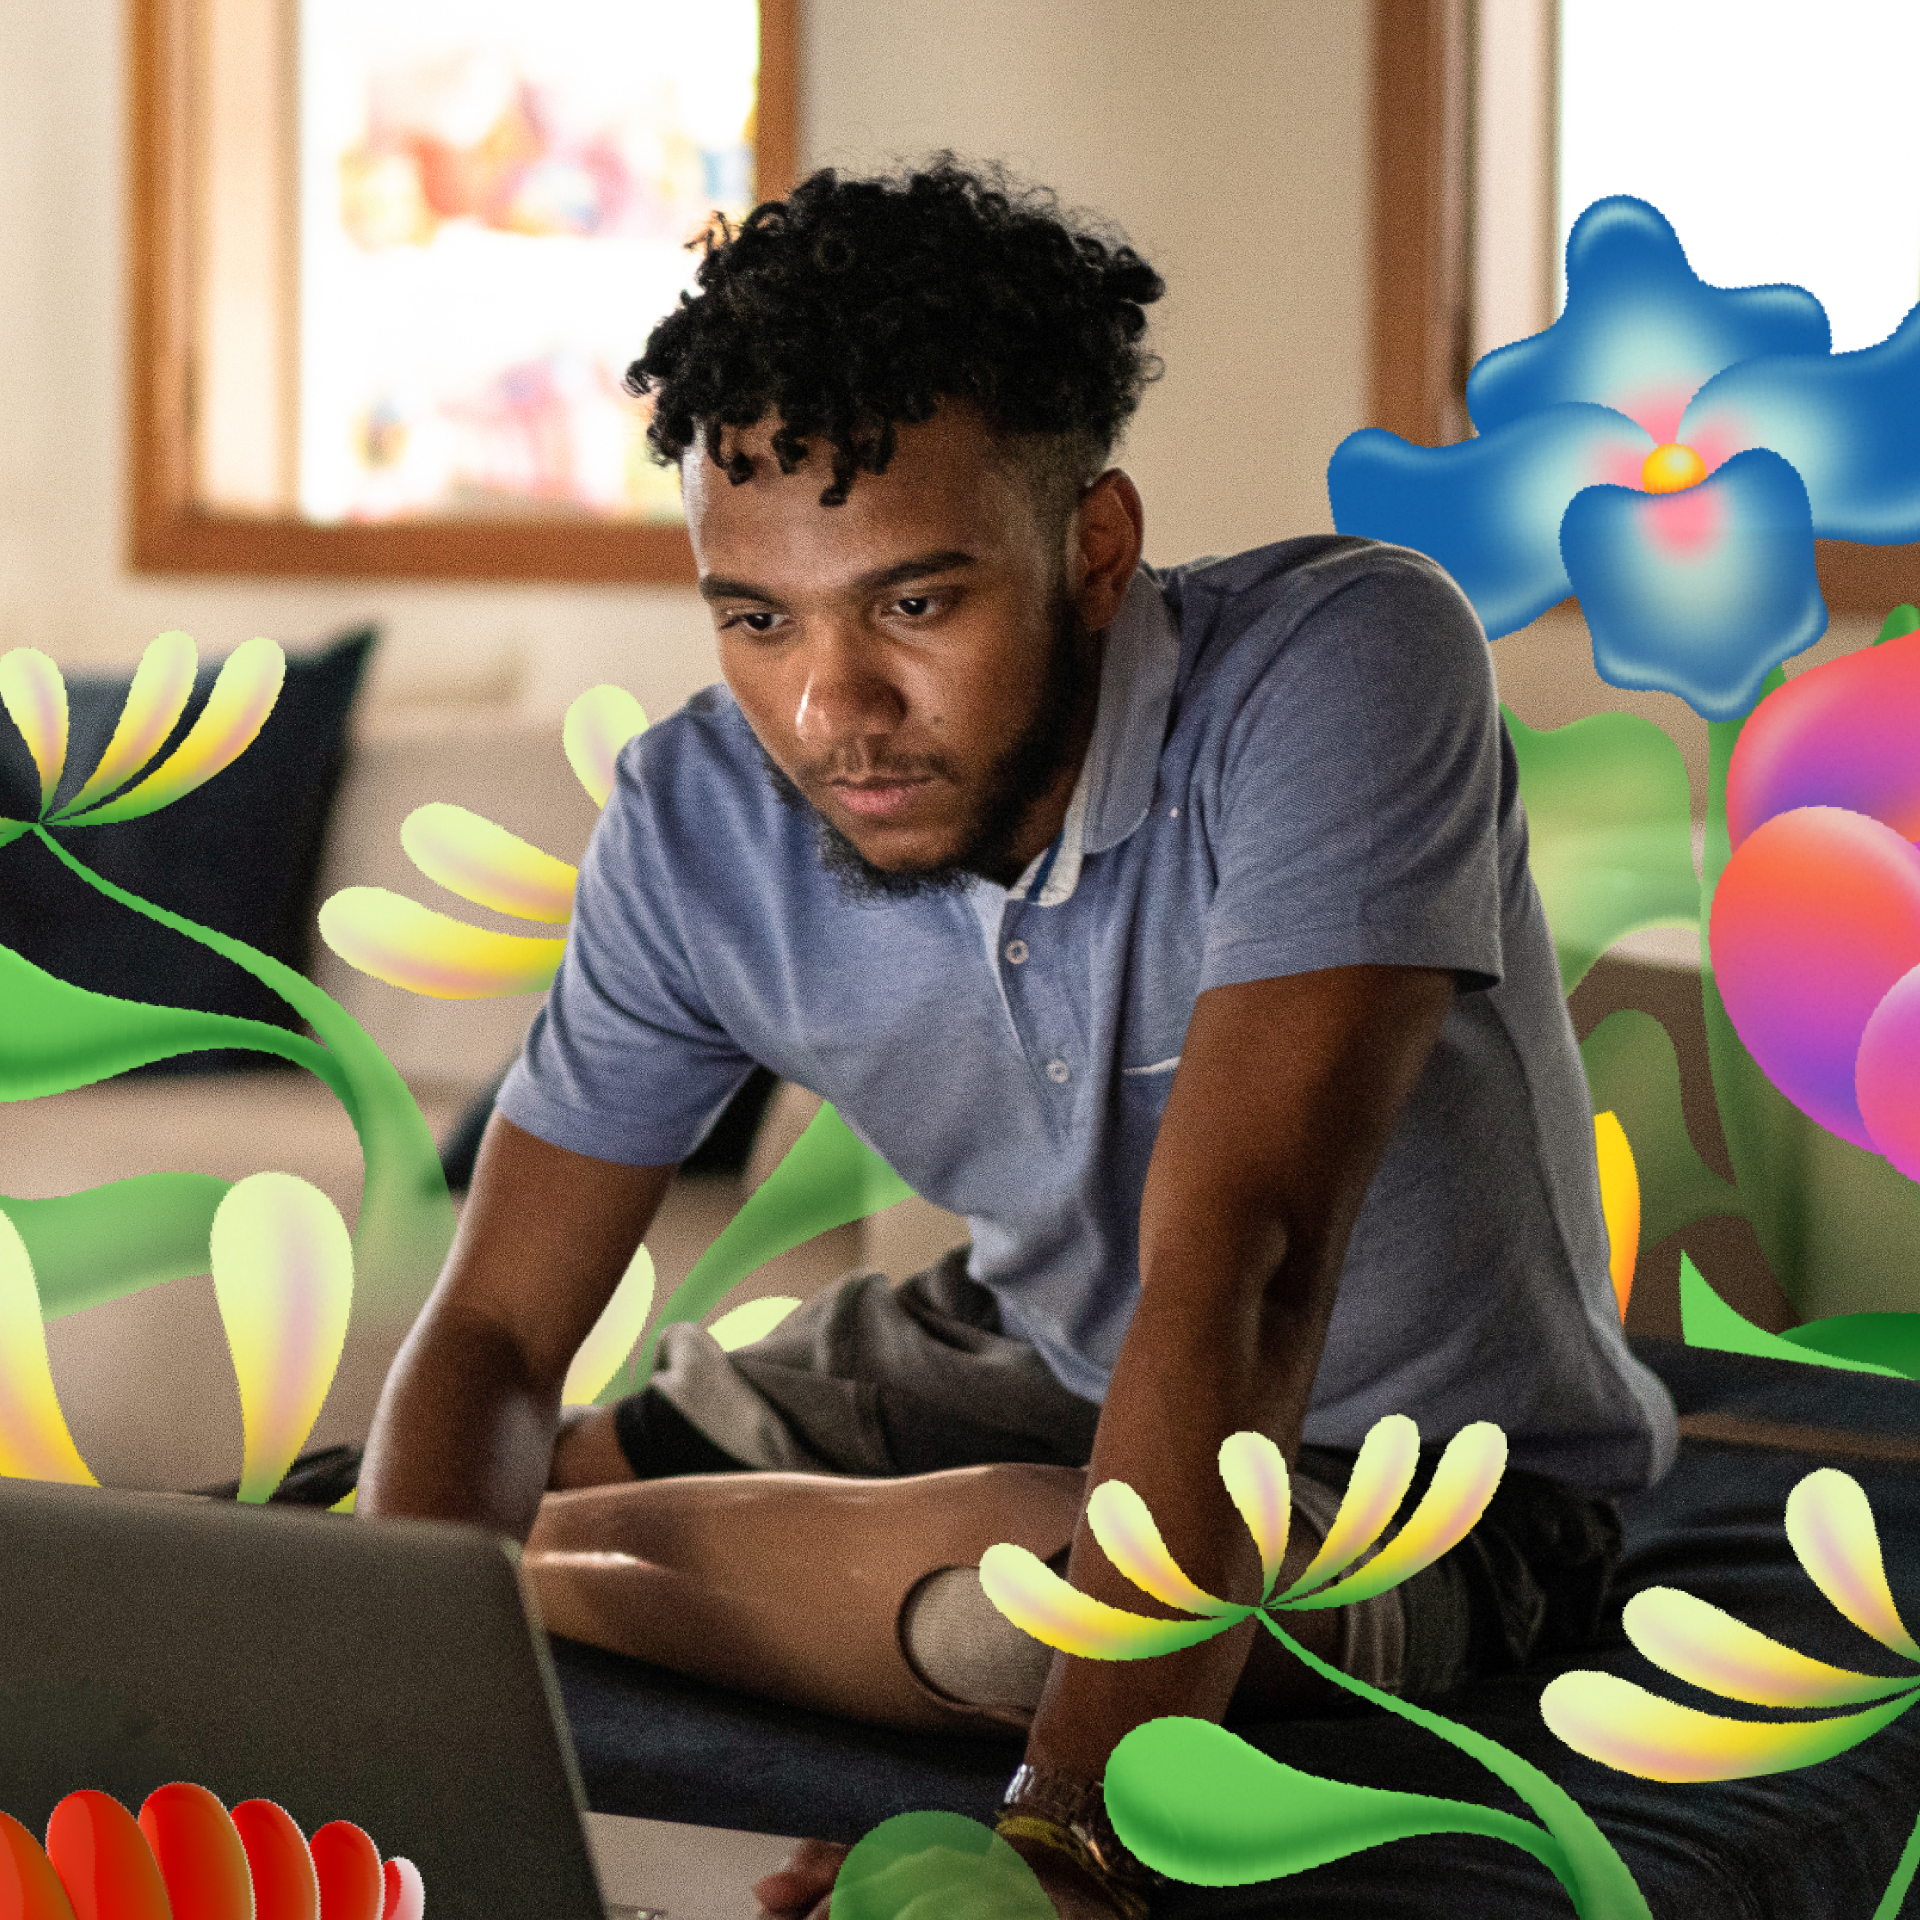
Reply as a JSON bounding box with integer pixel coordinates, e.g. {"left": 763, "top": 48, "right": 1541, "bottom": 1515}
{"left": 683, "top": 403, "right": 1136, "bottom": 897}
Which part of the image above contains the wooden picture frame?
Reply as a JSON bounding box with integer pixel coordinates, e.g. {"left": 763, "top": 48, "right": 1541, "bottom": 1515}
{"left": 126, "top": 0, "right": 799, "bottom": 582}
{"left": 1366, "top": 0, "right": 1917, "bottom": 616}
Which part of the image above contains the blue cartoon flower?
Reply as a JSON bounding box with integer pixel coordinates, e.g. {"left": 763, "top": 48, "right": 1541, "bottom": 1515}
{"left": 1327, "top": 197, "right": 1920, "bottom": 721}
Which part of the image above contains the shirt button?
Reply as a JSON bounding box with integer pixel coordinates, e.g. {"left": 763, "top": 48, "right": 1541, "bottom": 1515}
{"left": 1005, "top": 939, "right": 1029, "bottom": 965}
{"left": 1046, "top": 1059, "right": 1071, "bottom": 1084}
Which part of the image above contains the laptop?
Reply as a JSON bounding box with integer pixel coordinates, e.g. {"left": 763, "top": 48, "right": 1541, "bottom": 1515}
{"left": 0, "top": 1479, "right": 802, "bottom": 1918}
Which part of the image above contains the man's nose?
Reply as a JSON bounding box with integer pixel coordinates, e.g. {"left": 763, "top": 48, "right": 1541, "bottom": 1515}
{"left": 792, "top": 625, "right": 905, "bottom": 747}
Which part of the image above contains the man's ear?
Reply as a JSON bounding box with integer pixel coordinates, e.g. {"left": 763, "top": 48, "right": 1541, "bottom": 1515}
{"left": 1071, "top": 470, "right": 1146, "bottom": 630}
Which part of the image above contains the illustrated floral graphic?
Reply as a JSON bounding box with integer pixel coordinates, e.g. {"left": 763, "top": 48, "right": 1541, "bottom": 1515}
{"left": 0, "top": 632, "right": 284, "bottom": 847}
{"left": 316, "top": 683, "right": 648, "bottom": 997}
{"left": 1710, "top": 619, "right": 1920, "bottom": 1180}
{"left": 0, "top": 1782, "right": 422, "bottom": 1920}
{"left": 1328, "top": 194, "right": 1920, "bottom": 1366}
{"left": 0, "top": 631, "right": 457, "bottom": 1504}
{"left": 1542, "top": 1468, "right": 1920, "bottom": 1918}
{"left": 1593, "top": 1110, "right": 1639, "bottom": 1321}
{"left": 0, "top": 1174, "right": 352, "bottom": 1501}
{"left": 978, "top": 1416, "right": 1653, "bottom": 1918}
{"left": 1328, "top": 195, "right": 1920, "bottom": 722}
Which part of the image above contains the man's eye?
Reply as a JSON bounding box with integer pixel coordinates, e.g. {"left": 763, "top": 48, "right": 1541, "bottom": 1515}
{"left": 893, "top": 595, "right": 936, "bottom": 618}
{"left": 724, "top": 611, "right": 780, "bottom": 635}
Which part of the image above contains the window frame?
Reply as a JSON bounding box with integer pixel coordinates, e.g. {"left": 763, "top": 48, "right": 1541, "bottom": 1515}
{"left": 125, "top": 0, "right": 799, "bottom": 583}
{"left": 1368, "top": 0, "right": 1914, "bottom": 616}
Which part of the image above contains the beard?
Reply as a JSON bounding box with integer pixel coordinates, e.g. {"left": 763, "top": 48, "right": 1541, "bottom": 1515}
{"left": 757, "top": 583, "right": 1094, "bottom": 905}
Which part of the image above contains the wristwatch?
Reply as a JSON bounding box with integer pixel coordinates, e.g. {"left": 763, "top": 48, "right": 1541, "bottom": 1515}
{"left": 995, "top": 1762, "right": 1168, "bottom": 1912}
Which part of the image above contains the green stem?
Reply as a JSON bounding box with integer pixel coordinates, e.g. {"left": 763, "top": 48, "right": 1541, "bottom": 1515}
{"left": 1874, "top": 1802, "right": 1920, "bottom": 1920}
{"left": 34, "top": 828, "right": 454, "bottom": 1324}
{"left": 1259, "top": 1617, "right": 1653, "bottom": 1919}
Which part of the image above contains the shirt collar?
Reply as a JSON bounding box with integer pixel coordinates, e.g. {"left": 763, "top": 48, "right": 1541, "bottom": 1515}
{"left": 1004, "top": 564, "right": 1181, "bottom": 907}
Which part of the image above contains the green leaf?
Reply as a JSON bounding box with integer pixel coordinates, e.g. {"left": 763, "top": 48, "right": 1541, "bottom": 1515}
{"left": 620, "top": 1102, "right": 913, "bottom": 1392}
{"left": 1679, "top": 1255, "right": 1907, "bottom": 1376}
{"left": 1873, "top": 1806, "right": 1920, "bottom": 1920}
{"left": 0, "top": 938, "right": 336, "bottom": 1096}
{"left": 830, "top": 1812, "right": 1053, "bottom": 1920}
{"left": 1873, "top": 604, "right": 1919, "bottom": 645}
{"left": 1502, "top": 704, "right": 1700, "bottom": 996}
{"left": 0, "top": 1173, "right": 231, "bottom": 1317}
{"left": 1776, "top": 1312, "right": 1920, "bottom": 1379}
{"left": 1105, "top": 1716, "right": 1569, "bottom": 1890}
{"left": 1580, "top": 1008, "right": 1742, "bottom": 1247}
{"left": 0, "top": 821, "right": 30, "bottom": 852}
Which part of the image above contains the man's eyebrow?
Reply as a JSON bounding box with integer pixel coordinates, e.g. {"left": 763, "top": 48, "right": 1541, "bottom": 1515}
{"left": 696, "top": 550, "right": 978, "bottom": 605}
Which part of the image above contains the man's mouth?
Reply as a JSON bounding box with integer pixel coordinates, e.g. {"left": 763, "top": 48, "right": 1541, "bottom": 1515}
{"left": 829, "top": 775, "right": 933, "bottom": 819}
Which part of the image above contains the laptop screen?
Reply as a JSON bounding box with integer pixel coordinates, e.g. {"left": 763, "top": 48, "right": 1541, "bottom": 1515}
{"left": 0, "top": 1481, "right": 607, "bottom": 1919}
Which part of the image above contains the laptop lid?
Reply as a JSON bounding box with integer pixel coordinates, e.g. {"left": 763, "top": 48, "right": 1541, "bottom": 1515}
{"left": 0, "top": 1480, "right": 607, "bottom": 1919}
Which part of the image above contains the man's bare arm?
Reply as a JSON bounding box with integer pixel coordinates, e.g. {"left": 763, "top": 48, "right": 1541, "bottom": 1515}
{"left": 1019, "top": 962, "right": 1456, "bottom": 1783}
{"left": 356, "top": 1112, "right": 677, "bottom": 1540}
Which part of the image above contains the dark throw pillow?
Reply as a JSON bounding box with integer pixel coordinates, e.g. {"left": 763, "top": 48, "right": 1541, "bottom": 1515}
{"left": 0, "top": 628, "right": 376, "bottom": 1076}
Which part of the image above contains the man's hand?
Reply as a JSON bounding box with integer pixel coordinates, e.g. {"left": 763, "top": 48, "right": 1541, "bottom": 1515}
{"left": 753, "top": 1834, "right": 1133, "bottom": 1918}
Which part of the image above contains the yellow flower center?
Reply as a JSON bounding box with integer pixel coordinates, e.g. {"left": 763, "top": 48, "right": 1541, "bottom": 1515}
{"left": 1641, "top": 441, "right": 1708, "bottom": 494}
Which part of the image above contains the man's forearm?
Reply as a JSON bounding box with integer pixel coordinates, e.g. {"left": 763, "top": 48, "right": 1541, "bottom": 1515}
{"left": 355, "top": 1306, "right": 562, "bottom": 1540}
{"left": 1019, "top": 1256, "right": 1333, "bottom": 1781}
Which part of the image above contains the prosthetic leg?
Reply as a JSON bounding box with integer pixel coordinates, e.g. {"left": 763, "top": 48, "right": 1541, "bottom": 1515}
{"left": 523, "top": 1459, "right": 1380, "bottom": 1734}
{"left": 524, "top": 1461, "right": 1089, "bottom": 1734}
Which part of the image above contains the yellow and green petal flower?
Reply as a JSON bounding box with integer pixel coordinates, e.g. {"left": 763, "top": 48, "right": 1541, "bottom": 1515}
{"left": 1540, "top": 1668, "right": 1920, "bottom": 1782}
{"left": 0, "top": 1210, "right": 96, "bottom": 1484}
{"left": 1287, "top": 1422, "right": 1506, "bottom": 1612}
{"left": 1086, "top": 1477, "right": 1243, "bottom": 1617}
{"left": 1218, "top": 1430, "right": 1291, "bottom": 1601}
{"left": 1786, "top": 1468, "right": 1920, "bottom": 1661}
{"left": 51, "top": 630, "right": 198, "bottom": 821}
{"left": 209, "top": 1173, "right": 353, "bottom": 1504}
{"left": 61, "top": 637, "right": 284, "bottom": 826}
{"left": 561, "top": 1245, "right": 657, "bottom": 1406}
{"left": 317, "top": 887, "right": 567, "bottom": 998}
{"left": 0, "top": 648, "right": 68, "bottom": 815}
{"left": 1594, "top": 1110, "right": 1639, "bottom": 1320}
{"left": 1277, "top": 1413, "right": 1420, "bottom": 1600}
{"left": 1623, "top": 1586, "right": 1917, "bottom": 1708}
{"left": 563, "top": 684, "right": 649, "bottom": 809}
{"left": 400, "top": 802, "right": 579, "bottom": 923}
{"left": 978, "top": 1543, "right": 1247, "bottom": 1661}
{"left": 707, "top": 1294, "right": 802, "bottom": 1352}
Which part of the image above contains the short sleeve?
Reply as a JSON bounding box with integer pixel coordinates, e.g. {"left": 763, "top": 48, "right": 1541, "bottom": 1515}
{"left": 1197, "top": 548, "right": 1505, "bottom": 995}
{"left": 495, "top": 730, "right": 758, "bottom": 1166}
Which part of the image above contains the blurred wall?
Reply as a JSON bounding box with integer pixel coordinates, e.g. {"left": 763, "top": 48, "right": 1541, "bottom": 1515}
{"left": 0, "top": 0, "right": 1370, "bottom": 724}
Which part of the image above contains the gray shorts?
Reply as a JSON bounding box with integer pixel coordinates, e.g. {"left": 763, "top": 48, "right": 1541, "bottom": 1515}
{"left": 615, "top": 1248, "right": 1623, "bottom": 1703}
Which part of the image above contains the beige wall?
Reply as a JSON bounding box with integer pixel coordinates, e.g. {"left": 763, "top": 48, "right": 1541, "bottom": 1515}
{"left": 0, "top": 0, "right": 1370, "bottom": 726}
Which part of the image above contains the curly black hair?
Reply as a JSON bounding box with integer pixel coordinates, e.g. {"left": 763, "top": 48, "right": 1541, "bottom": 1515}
{"left": 626, "top": 154, "right": 1165, "bottom": 535}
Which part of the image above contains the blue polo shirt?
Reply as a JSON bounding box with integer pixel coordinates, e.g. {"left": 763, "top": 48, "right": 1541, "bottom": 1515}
{"left": 499, "top": 536, "right": 1678, "bottom": 1493}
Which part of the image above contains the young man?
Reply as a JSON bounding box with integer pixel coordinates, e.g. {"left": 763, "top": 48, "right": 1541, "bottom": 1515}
{"left": 357, "top": 157, "right": 1677, "bottom": 1920}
